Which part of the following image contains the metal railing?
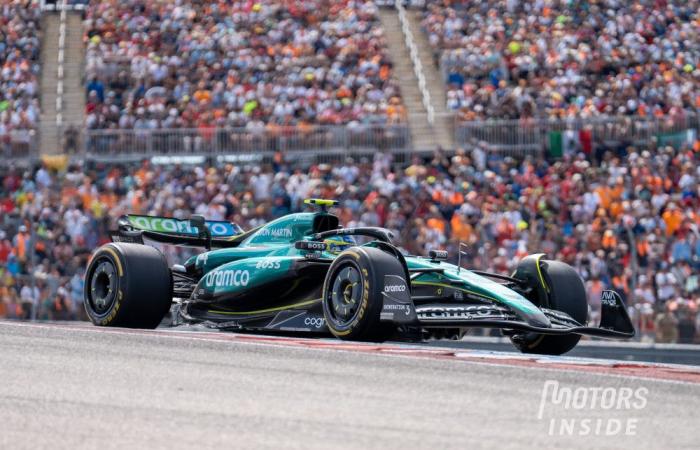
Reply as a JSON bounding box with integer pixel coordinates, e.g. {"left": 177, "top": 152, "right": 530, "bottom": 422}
{"left": 83, "top": 125, "right": 411, "bottom": 161}
{"left": 395, "top": 0, "right": 434, "bottom": 125}
{"left": 5, "top": 114, "right": 699, "bottom": 165}
{"left": 55, "top": 0, "right": 68, "bottom": 126}
{"left": 1, "top": 130, "right": 39, "bottom": 162}
{"left": 455, "top": 113, "right": 700, "bottom": 154}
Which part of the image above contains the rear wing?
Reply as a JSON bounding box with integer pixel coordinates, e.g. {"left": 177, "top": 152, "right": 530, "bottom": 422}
{"left": 110, "top": 214, "right": 245, "bottom": 248}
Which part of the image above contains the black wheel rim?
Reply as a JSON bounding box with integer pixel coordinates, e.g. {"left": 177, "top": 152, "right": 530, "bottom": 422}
{"left": 328, "top": 263, "right": 362, "bottom": 325}
{"left": 89, "top": 257, "right": 118, "bottom": 314}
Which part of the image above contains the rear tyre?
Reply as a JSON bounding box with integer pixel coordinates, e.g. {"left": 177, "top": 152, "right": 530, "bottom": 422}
{"left": 511, "top": 260, "right": 588, "bottom": 355}
{"left": 84, "top": 243, "right": 172, "bottom": 329}
{"left": 322, "top": 247, "right": 404, "bottom": 341}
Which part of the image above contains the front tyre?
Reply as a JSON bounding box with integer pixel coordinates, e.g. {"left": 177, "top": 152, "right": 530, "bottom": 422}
{"left": 512, "top": 260, "right": 588, "bottom": 355}
{"left": 84, "top": 243, "right": 172, "bottom": 329}
{"left": 322, "top": 247, "right": 404, "bottom": 341}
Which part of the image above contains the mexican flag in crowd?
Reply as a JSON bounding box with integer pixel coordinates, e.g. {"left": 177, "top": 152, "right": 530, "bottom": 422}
{"left": 549, "top": 129, "right": 592, "bottom": 157}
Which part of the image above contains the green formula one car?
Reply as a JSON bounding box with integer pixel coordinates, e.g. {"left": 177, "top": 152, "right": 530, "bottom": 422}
{"left": 84, "top": 199, "right": 635, "bottom": 355}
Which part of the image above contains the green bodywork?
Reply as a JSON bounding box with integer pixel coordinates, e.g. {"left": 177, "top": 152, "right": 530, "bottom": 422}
{"left": 178, "top": 211, "right": 548, "bottom": 326}
{"left": 403, "top": 258, "right": 549, "bottom": 326}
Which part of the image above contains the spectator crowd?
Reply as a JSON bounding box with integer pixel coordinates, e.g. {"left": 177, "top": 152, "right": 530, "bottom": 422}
{"left": 0, "top": 0, "right": 699, "bottom": 344}
{"left": 2, "top": 141, "right": 700, "bottom": 343}
{"left": 421, "top": 0, "right": 700, "bottom": 121}
{"left": 83, "top": 0, "right": 406, "bottom": 132}
{"left": 0, "top": 0, "right": 41, "bottom": 153}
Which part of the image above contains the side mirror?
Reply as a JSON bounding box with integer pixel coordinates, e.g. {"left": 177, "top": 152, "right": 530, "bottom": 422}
{"left": 189, "top": 215, "right": 211, "bottom": 250}
{"left": 428, "top": 250, "right": 448, "bottom": 262}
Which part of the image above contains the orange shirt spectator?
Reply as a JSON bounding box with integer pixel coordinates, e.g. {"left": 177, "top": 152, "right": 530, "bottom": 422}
{"left": 450, "top": 214, "right": 473, "bottom": 242}
{"left": 662, "top": 205, "right": 683, "bottom": 236}
{"left": 193, "top": 89, "right": 212, "bottom": 104}
{"left": 426, "top": 217, "right": 446, "bottom": 234}
{"left": 602, "top": 230, "right": 617, "bottom": 250}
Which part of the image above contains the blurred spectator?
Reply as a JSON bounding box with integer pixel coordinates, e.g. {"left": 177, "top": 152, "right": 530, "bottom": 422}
{"left": 0, "top": 0, "right": 41, "bottom": 152}
{"left": 2, "top": 140, "right": 700, "bottom": 343}
{"left": 677, "top": 306, "right": 698, "bottom": 344}
{"left": 83, "top": 0, "right": 405, "bottom": 130}
{"left": 421, "top": 1, "right": 700, "bottom": 120}
{"left": 655, "top": 303, "right": 679, "bottom": 343}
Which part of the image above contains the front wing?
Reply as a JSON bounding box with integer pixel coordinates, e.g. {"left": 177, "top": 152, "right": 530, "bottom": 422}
{"left": 381, "top": 285, "right": 635, "bottom": 339}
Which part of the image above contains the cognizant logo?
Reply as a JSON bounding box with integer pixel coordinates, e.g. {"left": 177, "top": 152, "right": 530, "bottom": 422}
{"left": 205, "top": 270, "right": 250, "bottom": 287}
{"left": 304, "top": 317, "right": 325, "bottom": 328}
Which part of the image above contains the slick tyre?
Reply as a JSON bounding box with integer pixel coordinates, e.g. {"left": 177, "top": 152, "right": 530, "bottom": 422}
{"left": 84, "top": 243, "right": 172, "bottom": 329}
{"left": 322, "top": 247, "right": 404, "bottom": 341}
{"left": 512, "top": 260, "right": 588, "bottom": 355}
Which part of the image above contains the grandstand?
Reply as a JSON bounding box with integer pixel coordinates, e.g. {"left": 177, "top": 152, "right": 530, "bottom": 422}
{"left": 0, "top": 0, "right": 41, "bottom": 158}
{"left": 0, "top": 1, "right": 699, "bottom": 343}
{"left": 1, "top": 0, "right": 698, "bottom": 160}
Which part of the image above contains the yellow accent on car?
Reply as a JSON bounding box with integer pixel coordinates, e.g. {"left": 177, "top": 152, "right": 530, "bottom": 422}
{"left": 411, "top": 281, "right": 498, "bottom": 302}
{"left": 304, "top": 198, "right": 338, "bottom": 206}
{"left": 527, "top": 335, "right": 546, "bottom": 349}
{"left": 323, "top": 239, "right": 351, "bottom": 247}
{"left": 103, "top": 246, "right": 123, "bottom": 276}
{"left": 534, "top": 254, "right": 549, "bottom": 293}
{"left": 208, "top": 298, "right": 321, "bottom": 315}
{"left": 330, "top": 327, "right": 352, "bottom": 336}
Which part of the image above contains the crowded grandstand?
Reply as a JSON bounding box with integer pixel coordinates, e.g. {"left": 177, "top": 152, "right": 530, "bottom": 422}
{"left": 1, "top": 0, "right": 699, "bottom": 344}
{"left": 0, "top": 0, "right": 41, "bottom": 145}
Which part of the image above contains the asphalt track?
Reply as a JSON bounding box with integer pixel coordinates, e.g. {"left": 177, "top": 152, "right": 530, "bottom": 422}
{"left": 1, "top": 321, "right": 699, "bottom": 449}
{"left": 424, "top": 336, "right": 700, "bottom": 366}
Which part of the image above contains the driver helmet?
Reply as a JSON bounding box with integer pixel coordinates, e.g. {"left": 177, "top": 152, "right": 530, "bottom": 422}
{"left": 323, "top": 235, "right": 356, "bottom": 254}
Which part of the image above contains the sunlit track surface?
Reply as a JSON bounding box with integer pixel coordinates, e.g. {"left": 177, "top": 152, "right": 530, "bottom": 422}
{"left": 1, "top": 321, "right": 699, "bottom": 449}
{"left": 420, "top": 336, "right": 700, "bottom": 366}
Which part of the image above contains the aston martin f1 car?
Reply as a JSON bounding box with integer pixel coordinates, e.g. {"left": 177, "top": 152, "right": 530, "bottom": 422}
{"left": 84, "top": 199, "right": 635, "bottom": 355}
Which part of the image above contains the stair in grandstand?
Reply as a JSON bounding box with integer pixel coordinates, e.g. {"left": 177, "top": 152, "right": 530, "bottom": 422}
{"left": 405, "top": 9, "right": 454, "bottom": 149}
{"left": 378, "top": 8, "right": 454, "bottom": 152}
{"left": 39, "top": 10, "right": 85, "bottom": 155}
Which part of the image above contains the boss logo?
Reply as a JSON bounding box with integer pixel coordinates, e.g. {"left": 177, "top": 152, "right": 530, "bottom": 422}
{"left": 255, "top": 259, "right": 281, "bottom": 269}
{"left": 384, "top": 284, "right": 406, "bottom": 293}
{"left": 296, "top": 241, "right": 327, "bottom": 251}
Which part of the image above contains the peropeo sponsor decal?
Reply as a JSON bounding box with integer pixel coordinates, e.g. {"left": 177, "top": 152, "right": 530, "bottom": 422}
{"left": 416, "top": 305, "right": 511, "bottom": 321}
{"left": 205, "top": 269, "right": 250, "bottom": 288}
